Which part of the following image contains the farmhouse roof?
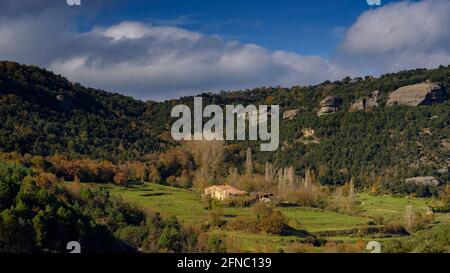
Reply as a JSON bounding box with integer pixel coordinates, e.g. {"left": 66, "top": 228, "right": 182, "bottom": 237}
{"left": 206, "top": 185, "right": 247, "bottom": 195}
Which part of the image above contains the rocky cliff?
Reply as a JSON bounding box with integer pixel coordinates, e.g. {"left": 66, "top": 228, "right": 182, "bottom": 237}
{"left": 318, "top": 96, "right": 341, "bottom": 116}
{"left": 386, "top": 83, "right": 447, "bottom": 107}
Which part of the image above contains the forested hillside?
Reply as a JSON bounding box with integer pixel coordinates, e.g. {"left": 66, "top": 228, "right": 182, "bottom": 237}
{"left": 0, "top": 161, "right": 212, "bottom": 253}
{"left": 0, "top": 61, "right": 167, "bottom": 161}
{"left": 0, "top": 61, "right": 449, "bottom": 189}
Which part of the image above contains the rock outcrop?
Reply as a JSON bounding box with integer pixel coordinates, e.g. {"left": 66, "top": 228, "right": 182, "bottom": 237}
{"left": 318, "top": 96, "right": 341, "bottom": 116}
{"left": 302, "top": 128, "right": 315, "bottom": 138}
{"left": 283, "top": 109, "right": 301, "bottom": 120}
{"left": 405, "top": 176, "right": 440, "bottom": 186}
{"left": 350, "top": 90, "right": 380, "bottom": 112}
{"left": 387, "top": 83, "right": 446, "bottom": 107}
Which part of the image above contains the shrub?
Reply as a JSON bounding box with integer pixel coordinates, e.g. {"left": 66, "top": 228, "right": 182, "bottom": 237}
{"left": 227, "top": 204, "right": 288, "bottom": 235}
{"left": 114, "top": 172, "right": 128, "bottom": 186}
{"left": 208, "top": 209, "right": 225, "bottom": 228}
{"left": 115, "top": 225, "right": 147, "bottom": 249}
{"left": 36, "top": 172, "right": 59, "bottom": 189}
{"left": 222, "top": 195, "right": 258, "bottom": 208}
{"left": 383, "top": 224, "right": 450, "bottom": 253}
{"left": 253, "top": 203, "right": 288, "bottom": 234}
{"left": 227, "top": 216, "right": 259, "bottom": 233}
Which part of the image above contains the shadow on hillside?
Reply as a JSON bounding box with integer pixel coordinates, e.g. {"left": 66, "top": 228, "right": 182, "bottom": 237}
{"left": 223, "top": 214, "right": 238, "bottom": 218}
{"left": 282, "top": 226, "right": 313, "bottom": 238}
{"left": 140, "top": 192, "right": 171, "bottom": 197}
{"left": 129, "top": 188, "right": 153, "bottom": 192}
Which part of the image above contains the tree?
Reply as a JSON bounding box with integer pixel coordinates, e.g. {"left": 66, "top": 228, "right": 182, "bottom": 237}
{"left": 245, "top": 148, "right": 253, "bottom": 175}
{"left": 193, "top": 167, "right": 212, "bottom": 191}
{"left": 133, "top": 162, "right": 147, "bottom": 182}
{"left": 253, "top": 203, "right": 287, "bottom": 235}
{"left": 114, "top": 172, "right": 128, "bottom": 186}
{"left": 333, "top": 187, "right": 344, "bottom": 213}
{"left": 209, "top": 208, "right": 224, "bottom": 228}
{"left": 148, "top": 166, "right": 161, "bottom": 183}
{"left": 264, "top": 162, "right": 274, "bottom": 183}
{"left": 0, "top": 162, "right": 30, "bottom": 210}
{"left": 227, "top": 167, "right": 239, "bottom": 187}
{"left": 439, "top": 185, "right": 450, "bottom": 210}
{"left": 304, "top": 169, "right": 313, "bottom": 188}
{"left": 345, "top": 177, "right": 357, "bottom": 212}
{"left": 404, "top": 205, "right": 416, "bottom": 233}
{"left": 183, "top": 139, "right": 224, "bottom": 190}
{"left": 157, "top": 217, "right": 185, "bottom": 252}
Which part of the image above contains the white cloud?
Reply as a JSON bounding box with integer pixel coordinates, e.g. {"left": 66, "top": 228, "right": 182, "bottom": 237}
{"left": 46, "top": 21, "right": 346, "bottom": 100}
{"left": 99, "top": 21, "right": 202, "bottom": 42}
{"left": 337, "top": 0, "right": 450, "bottom": 74}
{"left": 0, "top": 1, "right": 347, "bottom": 100}
{"left": 1, "top": 0, "right": 450, "bottom": 100}
{"left": 272, "top": 51, "right": 349, "bottom": 85}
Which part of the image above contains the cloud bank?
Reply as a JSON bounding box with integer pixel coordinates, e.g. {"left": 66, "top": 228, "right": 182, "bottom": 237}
{"left": 337, "top": 0, "right": 450, "bottom": 74}
{"left": 0, "top": 0, "right": 449, "bottom": 100}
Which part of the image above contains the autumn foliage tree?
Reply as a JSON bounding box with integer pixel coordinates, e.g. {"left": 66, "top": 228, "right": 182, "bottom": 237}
{"left": 253, "top": 203, "right": 287, "bottom": 235}
{"left": 183, "top": 139, "right": 224, "bottom": 191}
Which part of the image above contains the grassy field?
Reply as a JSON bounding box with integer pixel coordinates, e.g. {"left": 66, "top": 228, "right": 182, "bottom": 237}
{"left": 107, "top": 183, "right": 208, "bottom": 224}
{"left": 105, "top": 182, "right": 448, "bottom": 252}
{"left": 107, "top": 183, "right": 369, "bottom": 231}
{"left": 358, "top": 193, "right": 449, "bottom": 225}
{"left": 358, "top": 193, "right": 432, "bottom": 219}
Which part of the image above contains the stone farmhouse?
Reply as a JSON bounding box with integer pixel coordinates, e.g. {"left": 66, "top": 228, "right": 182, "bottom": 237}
{"left": 204, "top": 185, "right": 247, "bottom": 201}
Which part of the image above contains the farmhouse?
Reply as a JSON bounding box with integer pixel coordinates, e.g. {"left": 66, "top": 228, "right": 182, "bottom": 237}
{"left": 204, "top": 185, "right": 247, "bottom": 201}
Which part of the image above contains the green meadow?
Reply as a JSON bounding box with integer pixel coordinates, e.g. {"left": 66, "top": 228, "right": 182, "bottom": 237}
{"left": 105, "top": 182, "right": 449, "bottom": 252}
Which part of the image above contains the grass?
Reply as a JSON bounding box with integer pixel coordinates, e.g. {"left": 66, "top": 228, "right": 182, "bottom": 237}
{"left": 210, "top": 230, "right": 310, "bottom": 252}
{"left": 280, "top": 207, "right": 368, "bottom": 232}
{"left": 104, "top": 182, "right": 448, "bottom": 252}
{"left": 358, "top": 193, "right": 449, "bottom": 225}
{"left": 108, "top": 182, "right": 371, "bottom": 232}
{"left": 107, "top": 183, "right": 208, "bottom": 224}
{"left": 358, "top": 193, "right": 432, "bottom": 220}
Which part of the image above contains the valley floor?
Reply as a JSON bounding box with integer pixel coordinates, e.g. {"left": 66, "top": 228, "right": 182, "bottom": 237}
{"left": 103, "top": 183, "right": 449, "bottom": 253}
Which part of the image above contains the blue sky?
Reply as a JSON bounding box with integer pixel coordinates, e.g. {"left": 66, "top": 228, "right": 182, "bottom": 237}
{"left": 89, "top": 0, "right": 400, "bottom": 57}
{"left": 0, "top": 0, "right": 448, "bottom": 100}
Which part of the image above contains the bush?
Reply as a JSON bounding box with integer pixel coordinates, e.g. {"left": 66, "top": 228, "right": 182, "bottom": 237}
{"left": 36, "top": 172, "right": 59, "bottom": 189}
{"left": 222, "top": 195, "right": 259, "bottom": 208}
{"left": 253, "top": 203, "right": 288, "bottom": 234}
{"left": 115, "top": 225, "right": 147, "bottom": 249}
{"left": 227, "top": 204, "right": 288, "bottom": 235}
{"left": 208, "top": 209, "right": 225, "bottom": 228}
{"left": 383, "top": 224, "right": 450, "bottom": 253}
{"left": 114, "top": 172, "right": 128, "bottom": 186}
{"left": 206, "top": 234, "right": 227, "bottom": 253}
{"left": 227, "top": 216, "right": 259, "bottom": 233}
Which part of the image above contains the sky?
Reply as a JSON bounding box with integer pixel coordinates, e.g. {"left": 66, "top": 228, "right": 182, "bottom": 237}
{"left": 1, "top": 0, "right": 449, "bottom": 101}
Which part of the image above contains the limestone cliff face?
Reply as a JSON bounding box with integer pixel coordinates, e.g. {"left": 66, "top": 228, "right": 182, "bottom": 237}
{"left": 350, "top": 90, "right": 380, "bottom": 112}
{"left": 405, "top": 176, "right": 440, "bottom": 186}
{"left": 386, "top": 83, "right": 447, "bottom": 107}
{"left": 283, "top": 109, "right": 301, "bottom": 120}
{"left": 318, "top": 96, "right": 341, "bottom": 116}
